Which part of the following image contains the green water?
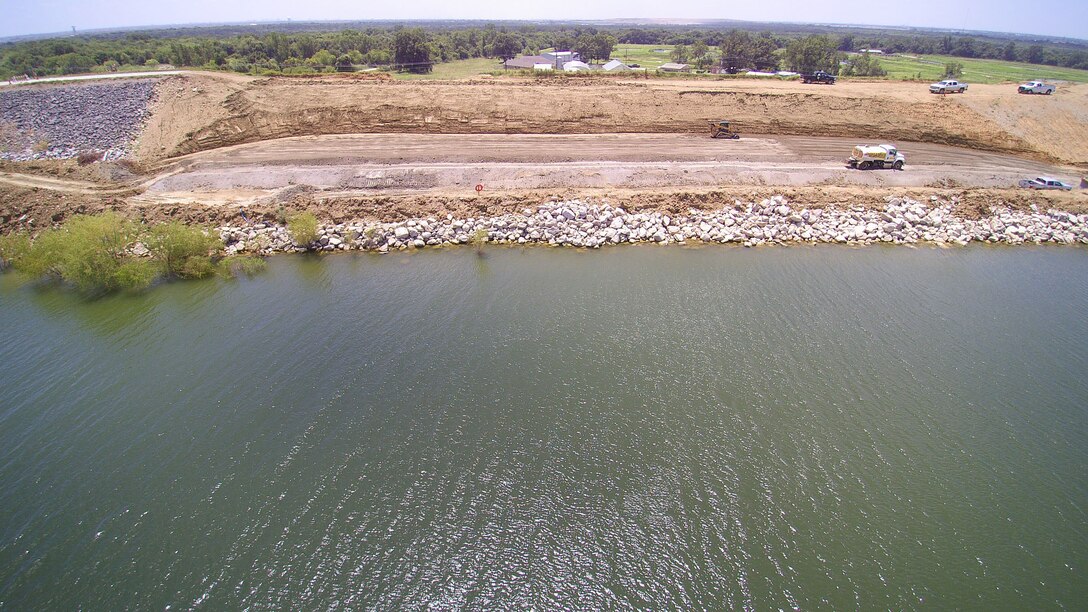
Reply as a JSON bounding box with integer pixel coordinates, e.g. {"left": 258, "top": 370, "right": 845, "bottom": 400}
{"left": 1, "top": 246, "right": 1086, "bottom": 609}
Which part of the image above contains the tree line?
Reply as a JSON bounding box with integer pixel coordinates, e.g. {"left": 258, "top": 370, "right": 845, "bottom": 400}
{"left": 1, "top": 23, "right": 1085, "bottom": 79}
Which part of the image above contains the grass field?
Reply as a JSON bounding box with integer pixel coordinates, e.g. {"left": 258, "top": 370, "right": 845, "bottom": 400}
{"left": 394, "top": 47, "right": 1088, "bottom": 83}
{"left": 612, "top": 45, "right": 691, "bottom": 70}
{"left": 873, "top": 53, "right": 1088, "bottom": 83}
{"left": 394, "top": 57, "right": 505, "bottom": 80}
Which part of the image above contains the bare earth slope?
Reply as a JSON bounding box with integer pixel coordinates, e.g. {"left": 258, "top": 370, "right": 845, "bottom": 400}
{"left": 3, "top": 72, "right": 1086, "bottom": 233}
{"left": 956, "top": 82, "right": 1088, "bottom": 166}
{"left": 142, "top": 73, "right": 1082, "bottom": 166}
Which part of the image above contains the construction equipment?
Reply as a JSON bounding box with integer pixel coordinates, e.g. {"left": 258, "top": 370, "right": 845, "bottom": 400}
{"left": 708, "top": 120, "right": 740, "bottom": 139}
{"left": 847, "top": 144, "right": 905, "bottom": 170}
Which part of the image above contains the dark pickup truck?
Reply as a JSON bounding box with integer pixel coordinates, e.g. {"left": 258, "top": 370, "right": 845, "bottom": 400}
{"left": 801, "top": 71, "right": 836, "bottom": 84}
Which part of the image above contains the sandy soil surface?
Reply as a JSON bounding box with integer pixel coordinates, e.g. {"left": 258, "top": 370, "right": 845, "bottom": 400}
{"left": 136, "top": 73, "right": 1088, "bottom": 167}
{"left": 956, "top": 84, "right": 1088, "bottom": 165}
{"left": 3, "top": 72, "right": 1086, "bottom": 234}
{"left": 141, "top": 133, "right": 1077, "bottom": 202}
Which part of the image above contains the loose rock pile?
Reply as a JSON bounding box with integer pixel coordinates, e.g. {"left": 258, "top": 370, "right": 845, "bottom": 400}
{"left": 218, "top": 196, "right": 1088, "bottom": 255}
{"left": 0, "top": 80, "right": 156, "bottom": 161}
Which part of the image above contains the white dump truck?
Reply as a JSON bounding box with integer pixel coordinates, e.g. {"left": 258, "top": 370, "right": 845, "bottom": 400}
{"left": 847, "top": 144, "right": 905, "bottom": 170}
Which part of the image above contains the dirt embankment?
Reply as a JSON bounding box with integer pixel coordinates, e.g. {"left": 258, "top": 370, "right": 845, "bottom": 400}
{"left": 5, "top": 178, "right": 1085, "bottom": 235}
{"left": 142, "top": 73, "right": 1082, "bottom": 166}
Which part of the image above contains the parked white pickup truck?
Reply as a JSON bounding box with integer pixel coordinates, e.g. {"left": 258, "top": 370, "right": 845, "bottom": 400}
{"left": 930, "top": 79, "right": 968, "bottom": 93}
{"left": 1018, "top": 81, "right": 1055, "bottom": 94}
{"left": 1018, "top": 176, "right": 1072, "bottom": 190}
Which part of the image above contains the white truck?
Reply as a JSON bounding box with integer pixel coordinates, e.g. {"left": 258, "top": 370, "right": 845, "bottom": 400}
{"left": 1018, "top": 81, "right": 1055, "bottom": 95}
{"left": 847, "top": 144, "right": 905, "bottom": 170}
{"left": 930, "top": 79, "right": 968, "bottom": 94}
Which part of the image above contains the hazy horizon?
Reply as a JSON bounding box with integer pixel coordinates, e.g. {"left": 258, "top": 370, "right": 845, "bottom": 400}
{"left": 3, "top": 1, "right": 1086, "bottom": 41}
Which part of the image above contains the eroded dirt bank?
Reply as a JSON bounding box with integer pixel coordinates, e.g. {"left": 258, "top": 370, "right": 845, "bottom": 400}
{"left": 2, "top": 73, "right": 1086, "bottom": 237}
{"left": 4, "top": 178, "right": 1086, "bottom": 235}
{"left": 139, "top": 73, "right": 1088, "bottom": 166}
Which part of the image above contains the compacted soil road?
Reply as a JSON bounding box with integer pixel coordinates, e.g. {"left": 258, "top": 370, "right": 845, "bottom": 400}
{"left": 139, "top": 133, "right": 1077, "bottom": 203}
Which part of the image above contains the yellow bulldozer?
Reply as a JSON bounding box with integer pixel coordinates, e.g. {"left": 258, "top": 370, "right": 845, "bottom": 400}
{"left": 708, "top": 120, "right": 739, "bottom": 139}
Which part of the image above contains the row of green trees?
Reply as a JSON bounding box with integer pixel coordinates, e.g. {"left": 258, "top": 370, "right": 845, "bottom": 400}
{"left": 2, "top": 23, "right": 1086, "bottom": 79}
{"left": 662, "top": 33, "right": 884, "bottom": 75}
{"left": 0, "top": 25, "right": 618, "bottom": 77}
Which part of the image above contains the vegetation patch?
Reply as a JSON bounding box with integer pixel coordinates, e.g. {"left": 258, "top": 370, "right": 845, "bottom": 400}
{"left": 287, "top": 211, "right": 319, "bottom": 248}
{"left": 0, "top": 213, "right": 264, "bottom": 294}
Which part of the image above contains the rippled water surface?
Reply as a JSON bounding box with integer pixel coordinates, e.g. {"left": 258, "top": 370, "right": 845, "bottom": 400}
{"left": 1, "top": 246, "right": 1086, "bottom": 608}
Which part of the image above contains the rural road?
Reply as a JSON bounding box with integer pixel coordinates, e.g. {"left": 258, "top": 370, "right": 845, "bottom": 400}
{"left": 0, "top": 70, "right": 182, "bottom": 88}
{"left": 144, "top": 133, "right": 1077, "bottom": 198}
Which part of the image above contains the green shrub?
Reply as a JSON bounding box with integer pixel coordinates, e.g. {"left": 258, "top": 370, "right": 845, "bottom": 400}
{"left": 287, "top": 212, "right": 319, "bottom": 248}
{"left": 0, "top": 232, "right": 31, "bottom": 270}
{"left": 31, "top": 213, "right": 142, "bottom": 292}
{"left": 114, "top": 259, "right": 158, "bottom": 290}
{"left": 146, "top": 221, "right": 222, "bottom": 278}
{"left": 469, "top": 227, "right": 488, "bottom": 254}
{"left": 179, "top": 255, "right": 216, "bottom": 279}
{"left": 8, "top": 214, "right": 266, "bottom": 294}
{"left": 217, "top": 255, "right": 268, "bottom": 277}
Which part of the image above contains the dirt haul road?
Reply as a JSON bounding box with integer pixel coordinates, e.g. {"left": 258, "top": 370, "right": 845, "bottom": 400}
{"left": 4, "top": 73, "right": 1087, "bottom": 232}
{"left": 138, "top": 133, "right": 1078, "bottom": 205}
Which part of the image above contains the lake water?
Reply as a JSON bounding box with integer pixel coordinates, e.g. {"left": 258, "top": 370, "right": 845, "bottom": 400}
{"left": 1, "top": 246, "right": 1086, "bottom": 608}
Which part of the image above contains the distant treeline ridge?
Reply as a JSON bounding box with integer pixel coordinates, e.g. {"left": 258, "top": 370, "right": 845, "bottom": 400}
{"left": 1, "top": 23, "right": 1086, "bottom": 78}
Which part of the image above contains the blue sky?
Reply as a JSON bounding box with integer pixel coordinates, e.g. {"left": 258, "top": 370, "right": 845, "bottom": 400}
{"left": 2, "top": 0, "right": 1085, "bottom": 39}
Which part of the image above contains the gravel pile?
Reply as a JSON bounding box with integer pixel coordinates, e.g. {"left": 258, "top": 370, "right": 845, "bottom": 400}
{"left": 212, "top": 196, "right": 1088, "bottom": 255}
{"left": 0, "top": 80, "right": 157, "bottom": 161}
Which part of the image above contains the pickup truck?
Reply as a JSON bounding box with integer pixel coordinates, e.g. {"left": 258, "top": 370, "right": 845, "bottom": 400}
{"left": 801, "top": 71, "right": 836, "bottom": 84}
{"left": 1018, "top": 81, "right": 1055, "bottom": 95}
{"left": 930, "top": 79, "right": 968, "bottom": 94}
{"left": 1019, "top": 176, "right": 1072, "bottom": 190}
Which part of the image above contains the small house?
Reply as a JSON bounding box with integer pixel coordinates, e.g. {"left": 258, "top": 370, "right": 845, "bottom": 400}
{"left": 542, "top": 51, "right": 579, "bottom": 63}
{"left": 504, "top": 55, "right": 553, "bottom": 70}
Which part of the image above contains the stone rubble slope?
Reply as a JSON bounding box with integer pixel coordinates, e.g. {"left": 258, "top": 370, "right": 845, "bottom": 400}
{"left": 215, "top": 196, "right": 1088, "bottom": 255}
{"left": 0, "top": 80, "right": 157, "bottom": 161}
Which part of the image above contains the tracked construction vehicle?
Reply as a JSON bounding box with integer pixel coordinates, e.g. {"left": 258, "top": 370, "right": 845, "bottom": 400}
{"left": 847, "top": 144, "right": 905, "bottom": 170}
{"left": 708, "top": 120, "right": 740, "bottom": 139}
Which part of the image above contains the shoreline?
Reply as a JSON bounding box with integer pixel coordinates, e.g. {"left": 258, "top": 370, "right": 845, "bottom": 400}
{"left": 216, "top": 196, "right": 1088, "bottom": 255}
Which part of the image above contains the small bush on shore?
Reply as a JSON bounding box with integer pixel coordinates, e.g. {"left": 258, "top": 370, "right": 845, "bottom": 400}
{"left": 217, "top": 255, "right": 268, "bottom": 277}
{"left": 469, "top": 228, "right": 488, "bottom": 255}
{"left": 287, "top": 212, "right": 319, "bottom": 248}
{"left": 23, "top": 212, "right": 143, "bottom": 292}
{"left": 0, "top": 232, "right": 31, "bottom": 270}
{"left": 146, "top": 221, "right": 222, "bottom": 279}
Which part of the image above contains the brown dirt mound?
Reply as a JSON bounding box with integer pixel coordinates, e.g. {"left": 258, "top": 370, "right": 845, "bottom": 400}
{"left": 5, "top": 181, "right": 1084, "bottom": 235}
{"left": 145, "top": 74, "right": 1055, "bottom": 165}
